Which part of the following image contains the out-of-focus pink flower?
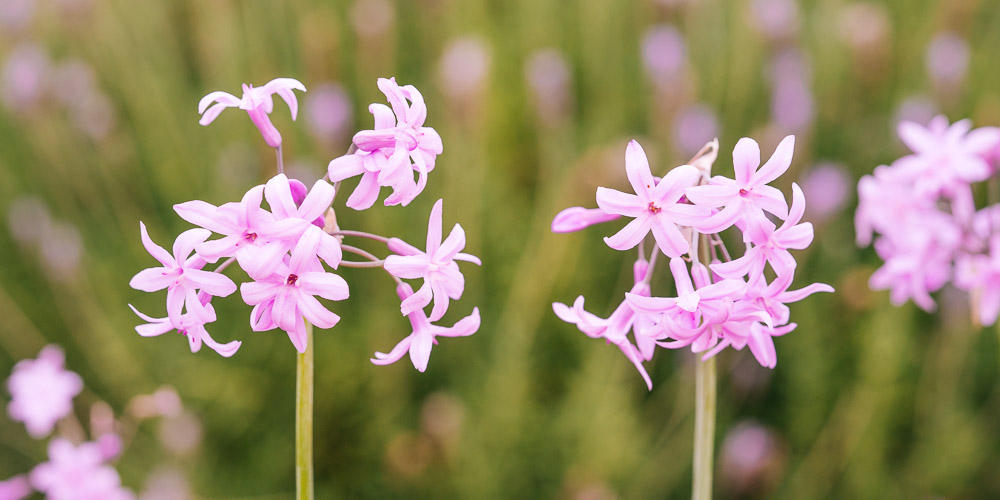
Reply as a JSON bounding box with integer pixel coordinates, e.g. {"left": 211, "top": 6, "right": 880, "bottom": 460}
{"left": 240, "top": 227, "right": 350, "bottom": 353}
{"left": 1, "top": 43, "right": 49, "bottom": 114}
{"left": 894, "top": 116, "right": 999, "bottom": 197}
{"left": 371, "top": 282, "right": 480, "bottom": 372}
{"left": 0, "top": 475, "right": 31, "bottom": 500}
{"left": 304, "top": 82, "right": 352, "bottom": 144}
{"left": 198, "top": 78, "right": 306, "bottom": 148}
{"left": 328, "top": 78, "right": 442, "bottom": 209}
{"left": 799, "top": 163, "right": 851, "bottom": 222}
{"left": 955, "top": 236, "right": 1000, "bottom": 326}
{"left": 926, "top": 32, "right": 969, "bottom": 89}
{"left": 749, "top": 0, "right": 799, "bottom": 41}
{"left": 525, "top": 48, "right": 572, "bottom": 125}
{"left": 350, "top": 0, "right": 395, "bottom": 38}
{"left": 673, "top": 104, "right": 719, "bottom": 158}
{"left": 0, "top": 0, "right": 34, "bottom": 32}
{"left": 596, "top": 140, "right": 708, "bottom": 257}
{"left": 687, "top": 135, "right": 794, "bottom": 234}
{"left": 384, "top": 199, "right": 481, "bottom": 321}
{"left": 642, "top": 25, "right": 686, "bottom": 85}
{"left": 130, "top": 223, "right": 237, "bottom": 326}
{"left": 437, "top": 37, "right": 491, "bottom": 99}
{"left": 158, "top": 412, "right": 202, "bottom": 456}
{"left": 836, "top": 3, "right": 890, "bottom": 52}
{"left": 894, "top": 96, "right": 937, "bottom": 133}
{"left": 96, "top": 433, "right": 123, "bottom": 461}
{"left": 720, "top": 421, "right": 783, "bottom": 494}
{"left": 30, "top": 439, "right": 134, "bottom": 500}
{"left": 139, "top": 466, "right": 190, "bottom": 500}
{"left": 39, "top": 221, "right": 84, "bottom": 282}
{"left": 7, "top": 345, "right": 83, "bottom": 438}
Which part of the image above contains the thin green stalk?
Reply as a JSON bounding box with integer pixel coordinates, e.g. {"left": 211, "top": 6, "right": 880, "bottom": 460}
{"left": 692, "top": 355, "right": 716, "bottom": 500}
{"left": 296, "top": 322, "right": 314, "bottom": 500}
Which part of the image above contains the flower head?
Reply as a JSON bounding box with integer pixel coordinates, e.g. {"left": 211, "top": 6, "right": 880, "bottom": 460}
{"left": 371, "top": 282, "right": 481, "bottom": 372}
{"left": 328, "top": 78, "right": 443, "bottom": 209}
{"left": 7, "top": 345, "right": 83, "bottom": 438}
{"left": 384, "top": 199, "right": 481, "bottom": 321}
{"left": 198, "top": 78, "right": 306, "bottom": 148}
{"left": 30, "top": 439, "right": 134, "bottom": 500}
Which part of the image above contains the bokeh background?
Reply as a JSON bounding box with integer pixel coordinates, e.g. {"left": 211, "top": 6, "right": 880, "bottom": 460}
{"left": 2, "top": 0, "right": 1000, "bottom": 498}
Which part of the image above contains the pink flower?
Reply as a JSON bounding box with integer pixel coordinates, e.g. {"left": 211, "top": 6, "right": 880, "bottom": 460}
{"left": 596, "top": 140, "right": 708, "bottom": 257}
{"left": 712, "top": 183, "right": 814, "bottom": 280}
{"left": 553, "top": 259, "right": 658, "bottom": 389}
{"left": 550, "top": 206, "right": 620, "bottom": 233}
{"left": 0, "top": 475, "right": 31, "bottom": 500}
{"left": 955, "top": 235, "right": 1000, "bottom": 325}
{"left": 686, "top": 135, "right": 794, "bottom": 234}
{"left": 240, "top": 227, "right": 350, "bottom": 353}
{"left": 6, "top": 345, "right": 83, "bottom": 438}
{"left": 198, "top": 78, "right": 306, "bottom": 148}
{"left": 894, "top": 116, "right": 1000, "bottom": 197}
{"left": 328, "top": 78, "right": 443, "bottom": 209}
{"left": 130, "top": 223, "right": 237, "bottom": 326}
{"left": 173, "top": 184, "right": 308, "bottom": 279}
{"left": 371, "top": 283, "right": 481, "bottom": 372}
{"left": 30, "top": 439, "right": 134, "bottom": 500}
{"left": 384, "top": 199, "right": 481, "bottom": 321}
{"left": 263, "top": 174, "right": 342, "bottom": 266}
{"left": 128, "top": 296, "right": 241, "bottom": 357}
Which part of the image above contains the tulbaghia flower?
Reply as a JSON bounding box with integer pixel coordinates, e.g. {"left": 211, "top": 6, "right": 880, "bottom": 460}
{"left": 551, "top": 206, "right": 620, "bottom": 233}
{"left": 384, "top": 199, "right": 481, "bottom": 321}
{"left": 174, "top": 184, "right": 308, "bottom": 279}
{"left": 686, "top": 135, "right": 794, "bottom": 234}
{"left": 128, "top": 298, "right": 241, "bottom": 357}
{"left": 596, "top": 140, "right": 708, "bottom": 257}
{"left": 130, "top": 223, "right": 237, "bottom": 326}
{"left": 712, "top": 183, "right": 814, "bottom": 280}
{"left": 0, "top": 475, "right": 31, "bottom": 500}
{"left": 198, "top": 78, "right": 306, "bottom": 148}
{"left": 240, "top": 227, "right": 350, "bottom": 353}
{"left": 553, "top": 259, "right": 658, "bottom": 389}
{"left": 371, "top": 282, "right": 481, "bottom": 372}
{"left": 263, "top": 174, "right": 342, "bottom": 265}
{"left": 894, "top": 116, "right": 999, "bottom": 197}
{"left": 7, "top": 345, "right": 83, "bottom": 438}
{"left": 955, "top": 236, "right": 1000, "bottom": 325}
{"left": 30, "top": 439, "right": 134, "bottom": 500}
{"left": 328, "top": 78, "right": 443, "bottom": 209}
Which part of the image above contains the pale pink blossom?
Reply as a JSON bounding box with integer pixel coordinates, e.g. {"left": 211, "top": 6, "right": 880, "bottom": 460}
{"left": 955, "top": 236, "right": 1000, "bottom": 325}
{"left": 240, "top": 227, "right": 350, "bottom": 353}
{"left": 328, "top": 78, "right": 443, "bottom": 209}
{"left": 7, "top": 345, "right": 83, "bottom": 438}
{"left": 130, "top": 223, "right": 237, "bottom": 326}
{"left": 596, "top": 140, "right": 708, "bottom": 257}
{"left": 371, "top": 283, "right": 480, "bottom": 372}
{"left": 894, "top": 116, "right": 999, "bottom": 197}
{"left": 128, "top": 297, "right": 241, "bottom": 357}
{"left": 0, "top": 475, "right": 31, "bottom": 500}
{"left": 198, "top": 78, "right": 306, "bottom": 148}
{"left": 30, "top": 439, "right": 134, "bottom": 500}
{"left": 712, "top": 183, "right": 814, "bottom": 279}
{"left": 173, "top": 185, "right": 307, "bottom": 279}
{"left": 686, "top": 135, "right": 794, "bottom": 234}
{"left": 553, "top": 259, "right": 658, "bottom": 389}
{"left": 551, "top": 206, "right": 620, "bottom": 233}
{"left": 384, "top": 199, "right": 481, "bottom": 321}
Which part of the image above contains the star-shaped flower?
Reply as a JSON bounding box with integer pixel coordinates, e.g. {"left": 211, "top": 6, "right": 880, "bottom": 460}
{"left": 198, "top": 78, "right": 306, "bottom": 148}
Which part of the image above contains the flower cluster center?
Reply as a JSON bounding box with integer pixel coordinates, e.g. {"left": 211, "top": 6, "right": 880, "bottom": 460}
{"left": 647, "top": 202, "right": 661, "bottom": 214}
{"left": 286, "top": 274, "right": 299, "bottom": 286}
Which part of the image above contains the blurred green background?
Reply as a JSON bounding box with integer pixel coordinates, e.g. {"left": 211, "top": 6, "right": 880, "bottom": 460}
{"left": 2, "top": 0, "right": 1000, "bottom": 498}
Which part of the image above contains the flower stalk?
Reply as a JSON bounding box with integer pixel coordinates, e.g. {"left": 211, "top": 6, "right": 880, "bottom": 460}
{"left": 692, "top": 354, "right": 716, "bottom": 500}
{"left": 295, "top": 321, "right": 314, "bottom": 500}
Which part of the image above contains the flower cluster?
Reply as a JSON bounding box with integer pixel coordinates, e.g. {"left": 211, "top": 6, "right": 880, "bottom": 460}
{"left": 553, "top": 137, "right": 832, "bottom": 389}
{"left": 2, "top": 345, "right": 166, "bottom": 500}
{"left": 856, "top": 115, "right": 1000, "bottom": 323}
{"left": 131, "top": 77, "right": 480, "bottom": 371}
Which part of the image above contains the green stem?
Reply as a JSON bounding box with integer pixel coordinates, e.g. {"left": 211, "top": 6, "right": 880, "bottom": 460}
{"left": 296, "top": 322, "right": 314, "bottom": 500}
{"left": 692, "top": 355, "right": 716, "bottom": 500}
